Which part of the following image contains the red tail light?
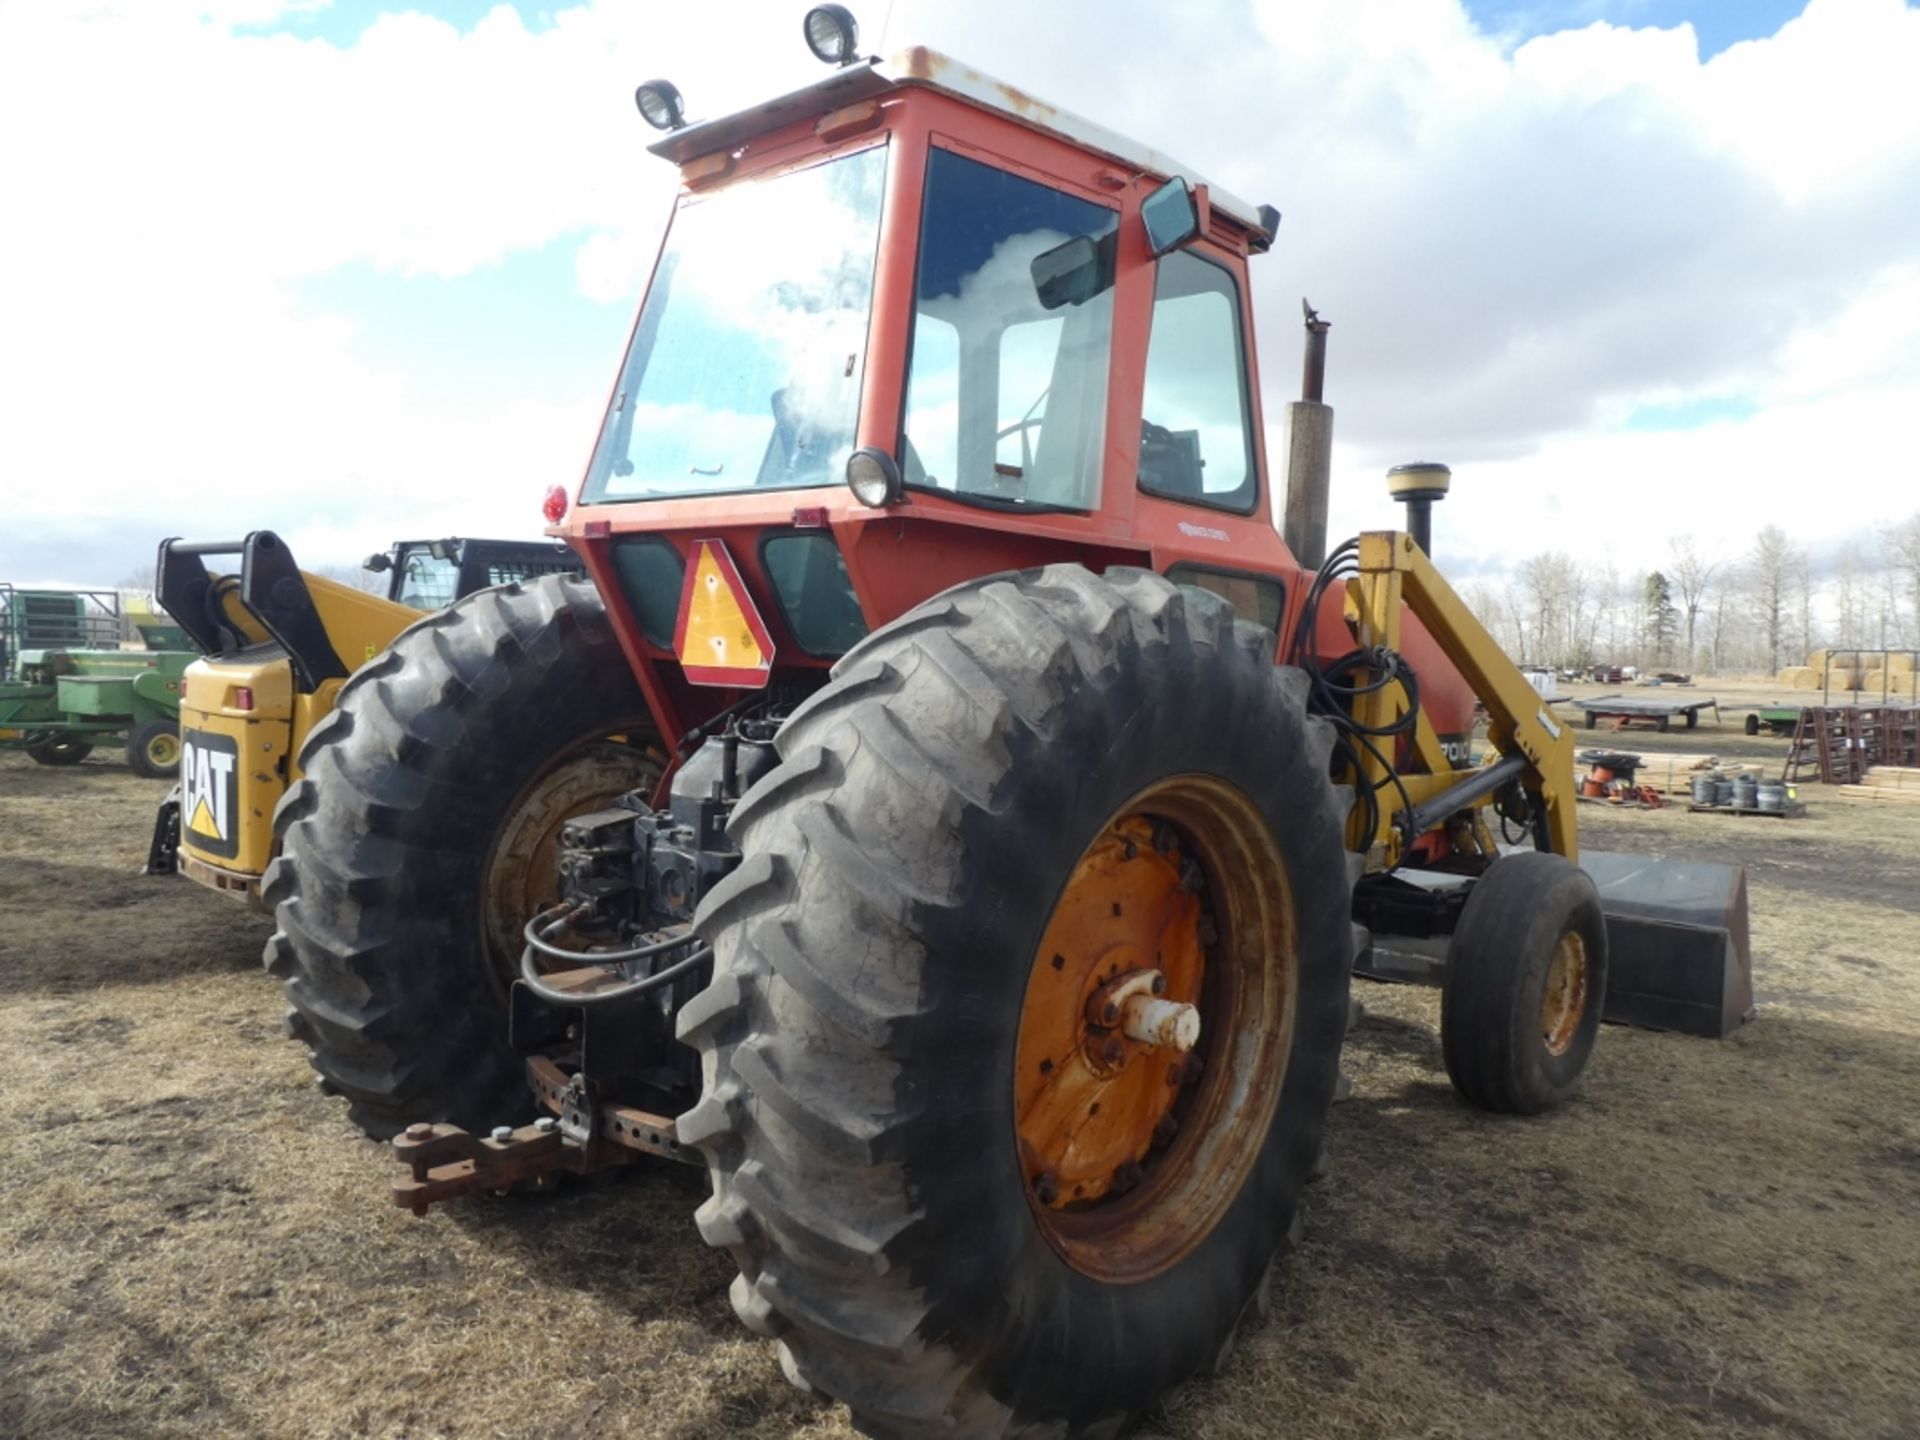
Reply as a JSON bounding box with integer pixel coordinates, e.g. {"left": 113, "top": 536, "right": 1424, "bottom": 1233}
{"left": 542, "top": 485, "right": 570, "bottom": 524}
{"left": 234, "top": 686, "right": 254, "bottom": 711}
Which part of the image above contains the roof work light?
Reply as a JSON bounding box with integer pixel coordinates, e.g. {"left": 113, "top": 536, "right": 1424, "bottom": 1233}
{"left": 634, "top": 78, "right": 686, "bottom": 130}
{"left": 803, "top": 5, "right": 860, "bottom": 65}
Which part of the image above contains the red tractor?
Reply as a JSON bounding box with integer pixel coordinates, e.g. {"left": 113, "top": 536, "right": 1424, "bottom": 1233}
{"left": 265, "top": 14, "right": 1749, "bottom": 1435}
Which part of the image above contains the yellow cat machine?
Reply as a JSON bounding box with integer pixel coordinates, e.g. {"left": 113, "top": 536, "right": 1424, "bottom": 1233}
{"left": 144, "top": 533, "right": 654, "bottom": 934}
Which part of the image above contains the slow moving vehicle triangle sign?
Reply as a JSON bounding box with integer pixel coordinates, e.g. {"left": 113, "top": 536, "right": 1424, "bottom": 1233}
{"left": 673, "top": 538, "right": 776, "bottom": 688}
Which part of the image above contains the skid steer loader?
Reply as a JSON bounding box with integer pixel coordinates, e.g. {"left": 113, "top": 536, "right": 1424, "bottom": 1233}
{"left": 145, "top": 533, "right": 657, "bottom": 927}
{"left": 263, "top": 18, "right": 1752, "bottom": 1437}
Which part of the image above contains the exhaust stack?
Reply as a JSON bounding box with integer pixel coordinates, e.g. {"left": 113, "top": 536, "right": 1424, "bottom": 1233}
{"left": 1280, "top": 300, "right": 1333, "bottom": 569}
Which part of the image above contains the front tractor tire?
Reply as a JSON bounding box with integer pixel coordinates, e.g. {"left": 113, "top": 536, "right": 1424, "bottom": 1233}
{"left": 1441, "top": 850, "right": 1609, "bottom": 1115}
{"left": 678, "top": 566, "right": 1360, "bottom": 1438}
{"left": 263, "top": 575, "right": 660, "bottom": 1139}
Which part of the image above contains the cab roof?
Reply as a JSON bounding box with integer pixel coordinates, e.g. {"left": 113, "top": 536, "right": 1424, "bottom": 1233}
{"left": 646, "top": 46, "right": 1271, "bottom": 239}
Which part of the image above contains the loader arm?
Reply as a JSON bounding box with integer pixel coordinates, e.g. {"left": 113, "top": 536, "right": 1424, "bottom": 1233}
{"left": 1344, "top": 530, "right": 1577, "bottom": 866}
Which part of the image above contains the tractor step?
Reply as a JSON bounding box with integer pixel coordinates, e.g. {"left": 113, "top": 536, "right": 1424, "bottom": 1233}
{"left": 390, "top": 1056, "right": 692, "bottom": 1216}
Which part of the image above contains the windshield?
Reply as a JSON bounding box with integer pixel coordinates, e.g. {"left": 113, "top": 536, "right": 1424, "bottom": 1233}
{"left": 393, "top": 549, "right": 458, "bottom": 609}
{"left": 900, "top": 148, "right": 1118, "bottom": 510}
{"left": 582, "top": 145, "right": 887, "bottom": 502}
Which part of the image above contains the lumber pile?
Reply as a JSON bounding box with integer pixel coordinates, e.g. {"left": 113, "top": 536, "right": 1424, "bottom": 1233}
{"left": 1838, "top": 784, "right": 1920, "bottom": 805}
{"left": 1862, "top": 766, "right": 1920, "bottom": 790}
{"left": 1837, "top": 765, "right": 1920, "bottom": 804}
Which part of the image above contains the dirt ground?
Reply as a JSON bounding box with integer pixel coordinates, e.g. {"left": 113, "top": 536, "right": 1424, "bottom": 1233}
{"left": 2, "top": 705, "right": 1917, "bottom": 1439}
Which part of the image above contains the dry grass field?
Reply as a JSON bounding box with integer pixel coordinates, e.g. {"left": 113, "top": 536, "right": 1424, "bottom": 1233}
{"left": 2, "top": 700, "right": 1917, "bottom": 1439}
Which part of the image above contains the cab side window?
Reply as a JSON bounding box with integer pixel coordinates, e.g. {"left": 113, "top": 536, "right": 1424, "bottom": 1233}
{"left": 1137, "top": 249, "right": 1257, "bottom": 514}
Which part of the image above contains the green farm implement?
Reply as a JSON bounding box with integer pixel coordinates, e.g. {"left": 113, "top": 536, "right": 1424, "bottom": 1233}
{"left": 0, "top": 586, "right": 197, "bottom": 777}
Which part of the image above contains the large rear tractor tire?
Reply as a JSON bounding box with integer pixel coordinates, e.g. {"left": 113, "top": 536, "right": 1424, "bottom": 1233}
{"left": 263, "top": 575, "right": 661, "bottom": 1139}
{"left": 1441, "top": 850, "right": 1608, "bottom": 1115}
{"left": 678, "top": 566, "right": 1360, "bottom": 1438}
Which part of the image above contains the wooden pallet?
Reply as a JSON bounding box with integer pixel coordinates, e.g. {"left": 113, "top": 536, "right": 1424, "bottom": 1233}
{"left": 1686, "top": 802, "right": 1807, "bottom": 819}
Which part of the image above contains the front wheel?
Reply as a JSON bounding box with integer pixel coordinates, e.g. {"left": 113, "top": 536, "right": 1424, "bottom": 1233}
{"left": 677, "top": 566, "right": 1360, "bottom": 1437}
{"left": 1441, "top": 851, "right": 1608, "bottom": 1114}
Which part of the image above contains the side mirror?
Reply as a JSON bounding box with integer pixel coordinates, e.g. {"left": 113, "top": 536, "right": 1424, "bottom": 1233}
{"left": 362, "top": 551, "right": 393, "bottom": 573}
{"left": 1142, "top": 176, "right": 1198, "bottom": 256}
{"left": 1030, "top": 232, "right": 1116, "bottom": 311}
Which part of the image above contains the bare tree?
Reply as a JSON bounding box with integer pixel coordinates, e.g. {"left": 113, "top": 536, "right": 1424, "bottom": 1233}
{"left": 1709, "top": 567, "right": 1738, "bottom": 673}
{"left": 1668, "top": 536, "right": 1719, "bottom": 673}
{"left": 1791, "top": 548, "right": 1815, "bottom": 660}
{"left": 1833, "top": 544, "right": 1866, "bottom": 649}
{"left": 1888, "top": 513, "right": 1920, "bottom": 649}
{"left": 1747, "top": 526, "right": 1797, "bottom": 674}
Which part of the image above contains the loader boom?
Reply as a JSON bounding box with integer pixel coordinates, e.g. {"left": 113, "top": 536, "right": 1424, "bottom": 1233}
{"left": 1346, "top": 530, "right": 1577, "bottom": 865}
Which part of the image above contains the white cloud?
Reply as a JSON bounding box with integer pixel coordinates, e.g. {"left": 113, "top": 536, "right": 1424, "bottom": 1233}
{"left": 0, "top": 0, "right": 1916, "bottom": 587}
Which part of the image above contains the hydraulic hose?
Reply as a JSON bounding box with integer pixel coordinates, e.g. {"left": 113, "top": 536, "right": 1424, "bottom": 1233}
{"left": 516, "top": 905, "right": 713, "bottom": 1009}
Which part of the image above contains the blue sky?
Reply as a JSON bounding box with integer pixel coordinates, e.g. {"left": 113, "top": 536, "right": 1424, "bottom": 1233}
{"left": 239, "top": 0, "right": 557, "bottom": 45}
{"left": 1461, "top": 0, "right": 1812, "bottom": 56}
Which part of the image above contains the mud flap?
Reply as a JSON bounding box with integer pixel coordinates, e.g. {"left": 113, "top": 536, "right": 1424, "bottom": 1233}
{"left": 1581, "top": 850, "right": 1753, "bottom": 1038}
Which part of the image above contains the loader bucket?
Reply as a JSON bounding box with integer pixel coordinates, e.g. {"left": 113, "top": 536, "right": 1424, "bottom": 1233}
{"left": 1580, "top": 850, "right": 1753, "bottom": 1039}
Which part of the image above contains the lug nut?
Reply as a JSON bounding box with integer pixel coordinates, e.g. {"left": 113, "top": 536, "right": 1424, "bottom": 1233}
{"left": 535, "top": 1117, "right": 559, "bottom": 1134}
{"left": 1033, "top": 1173, "right": 1060, "bottom": 1205}
{"left": 1110, "top": 1161, "right": 1143, "bottom": 1195}
{"left": 1102, "top": 1036, "right": 1127, "bottom": 1065}
{"left": 490, "top": 1125, "right": 513, "bottom": 1143}
{"left": 1153, "top": 1113, "right": 1179, "bottom": 1147}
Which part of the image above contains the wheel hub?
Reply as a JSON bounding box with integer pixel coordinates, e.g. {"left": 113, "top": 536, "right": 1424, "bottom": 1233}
{"left": 1016, "top": 816, "right": 1205, "bottom": 1210}
{"left": 1012, "top": 778, "right": 1299, "bottom": 1284}
{"left": 1540, "top": 931, "right": 1590, "bottom": 1056}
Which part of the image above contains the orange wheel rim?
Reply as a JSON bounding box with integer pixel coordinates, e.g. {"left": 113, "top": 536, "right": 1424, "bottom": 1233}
{"left": 1014, "top": 775, "right": 1297, "bottom": 1283}
{"left": 1540, "top": 931, "right": 1590, "bottom": 1057}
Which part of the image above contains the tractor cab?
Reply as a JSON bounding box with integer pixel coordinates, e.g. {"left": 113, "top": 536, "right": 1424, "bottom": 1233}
{"left": 558, "top": 47, "right": 1333, "bottom": 745}
{"left": 364, "top": 537, "right": 579, "bottom": 610}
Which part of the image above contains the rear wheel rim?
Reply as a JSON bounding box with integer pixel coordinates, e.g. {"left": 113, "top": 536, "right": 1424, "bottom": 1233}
{"left": 1014, "top": 774, "right": 1297, "bottom": 1284}
{"left": 146, "top": 732, "right": 180, "bottom": 769}
{"left": 1540, "top": 931, "right": 1590, "bottom": 1056}
{"left": 478, "top": 737, "right": 660, "bottom": 997}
